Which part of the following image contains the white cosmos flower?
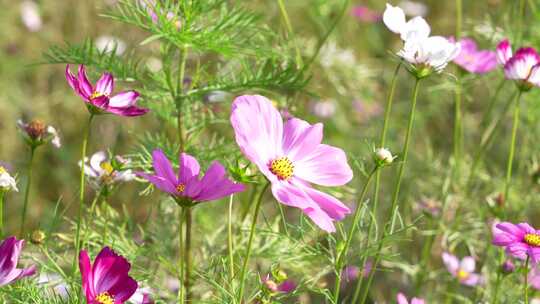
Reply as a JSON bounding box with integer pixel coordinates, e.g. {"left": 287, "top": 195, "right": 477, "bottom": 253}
{"left": 20, "top": 1, "right": 42, "bottom": 32}
{"left": 79, "top": 151, "right": 135, "bottom": 188}
{"left": 0, "top": 167, "right": 18, "bottom": 192}
{"left": 383, "top": 3, "right": 460, "bottom": 74}
{"left": 95, "top": 35, "right": 126, "bottom": 56}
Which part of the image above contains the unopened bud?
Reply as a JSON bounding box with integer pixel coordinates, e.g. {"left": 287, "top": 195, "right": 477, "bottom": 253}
{"left": 501, "top": 260, "right": 515, "bottom": 274}
{"left": 31, "top": 230, "right": 46, "bottom": 245}
{"left": 374, "top": 148, "right": 394, "bottom": 166}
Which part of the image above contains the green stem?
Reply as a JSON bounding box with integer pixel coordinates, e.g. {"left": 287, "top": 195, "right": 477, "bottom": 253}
{"left": 177, "top": 46, "right": 189, "bottom": 152}
{"left": 237, "top": 182, "right": 270, "bottom": 302}
{"left": 334, "top": 167, "right": 378, "bottom": 302}
{"left": 72, "top": 114, "right": 94, "bottom": 274}
{"left": 20, "top": 146, "right": 36, "bottom": 237}
{"left": 360, "top": 79, "right": 422, "bottom": 304}
{"left": 277, "top": 0, "right": 303, "bottom": 69}
{"left": 351, "top": 62, "right": 401, "bottom": 304}
{"left": 525, "top": 256, "right": 530, "bottom": 304}
{"left": 455, "top": 0, "right": 462, "bottom": 40}
{"left": 228, "top": 195, "right": 235, "bottom": 280}
{"left": 184, "top": 207, "right": 193, "bottom": 302}
{"left": 177, "top": 208, "right": 185, "bottom": 303}
{"left": 453, "top": 76, "right": 463, "bottom": 175}
{"left": 503, "top": 90, "right": 523, "bottom": 207}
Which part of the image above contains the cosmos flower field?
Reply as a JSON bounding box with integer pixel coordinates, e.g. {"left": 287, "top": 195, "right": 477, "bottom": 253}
{"left": 2, "top": 0, "right": 540, "bottom": 303}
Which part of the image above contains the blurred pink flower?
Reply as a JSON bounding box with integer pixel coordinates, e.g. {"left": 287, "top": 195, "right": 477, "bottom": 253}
{"left": 397, "top": 292, "right": 425, "bottom": 304}
{"left": 351, "top": 6, "right": 381, "bottom": 23}
{"left": 137, "top": 149, "right": 245, "bottom": 205}
{"left": 497, "top": 39, "right": 540, "bottom": 90}
{"left": 452, "top": 37, "right": 498, "bottom": 74}
{"left": 340, "top": 260, "right": 372, "bottom": 288}
{"left": 230, "top": 95, "right": 353, "bottom": 232}
{"left": 492, "top": 222, "right": 540, "bottom": 263}
{"left": 0, "top": 237, "right": 36, "bottom": 286}
{"left": 262, "top": 274, "right": 296, "bottom": 294}
{"left": 310, "top": 100, "right": 336, "bottom": 119}
{"left": 353, "top": 100, "right": 382, "bottom": 123}
{"left": 442, "top": 252, "right": 483, "bottom": 286}
{"left": 20, "top": 1, "right": 42, "bottom": 32}
{"left": 415, "top": 197, "right": 441, "bottom": 217}
{"left": 65, "top": 65, "right": 149, "bottom": 117}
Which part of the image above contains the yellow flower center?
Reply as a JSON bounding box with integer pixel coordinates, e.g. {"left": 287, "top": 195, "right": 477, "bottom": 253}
{"left": 269, "top": 157, "right": 294, "bottom": 180}
{"left": 524, "top": 233, "right": 540, "bottom": 246}
{"left": 100, "top": 162, "right": 114, "bottom": 175}
{"left": 176, "top": 183, "right": 186, "bottom": 193}
{"left": 90, "top": 92, "right": 108, "bottom": 100}
{"left": 0, "top": 167, "right": 5, "bottom": 174}
{"left": 95, "top": 292, "right": 114, "bottom": 304}
{"left": 457, "top": 269, "right": 469, "bottom": 281}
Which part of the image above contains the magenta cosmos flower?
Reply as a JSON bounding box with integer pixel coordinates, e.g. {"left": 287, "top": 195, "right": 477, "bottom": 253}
{"left": 262, "top": 274, "right": 296, "bottom": 294}
{"left": 0, "top": 236, "right": 36, "bottom": 286}
{"left": 397, "top": 292, "right": 425, "bottom": 304}
{"left": 230, "top": 95, "right": 353, "bottom": 232}
{"left": 492, "top": 222, "right": 540, "bottom": 263}
{"left": 453, "top": 37, "right": 497, "bottom": 74}
{"left": 442, "top": 252, "right": 482, "bottom": 286}
{"left": 497, "top": 39, "right": 540, "bottom": 90}
{"left": 80, "top": 247, "right": 138, "bottom": 304}
{"left": 65, "top": 64, "right": 149, "bottom": 117}
{"left": 137, "top": 149, "right": 245, "bottom": 205}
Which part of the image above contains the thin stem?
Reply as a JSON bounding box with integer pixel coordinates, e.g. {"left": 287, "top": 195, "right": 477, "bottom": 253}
{"left": 20, "top": 146, "right": 36, "bottom": 237}
{"left": 525, "top": 256, "right": 530, "bottom": 304}
{"left": 503, "top": 90, "right": 523, "bottom": 206}
{"left": 453, "top": 75, "right": 463, "bottom": 175}
{"left": 228, "top": 195, "right": 235, "bottom": 280}
{"left": 177, "top": 46, "right": 189, "bottom": 151}
{"left": 277, "top": 0, "right": 303, "bottom": 69}
{"left": 237, "top": 182, "right": 270, "bottom": 302}
{"left": 184, "top": 207, "right": 193, "bottom": 302}
{"left": 72, "top": 114, "right": 94, "bottom": 274}
{"left": 0, "top": 191, "right": 4, "bottom": 237}
{"left": 360, "top": 79, "right": 422, "bottom": 304}
{"left": 333, "top": 167, "right": 378, "bottom": 302}
{"left": 455, "top": 0, "right": 462, "bottom": 40}
{"left": 351, "top": 62, "right": 402, "bottom": 303}
{"left": 177, "top": 208, "right": 185, "bottom": 303}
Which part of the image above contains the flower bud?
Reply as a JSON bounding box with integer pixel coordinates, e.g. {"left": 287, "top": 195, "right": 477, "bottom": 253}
{"left": 374, "top": 148, "right": 395, "bottom": 166}
{"left": 501, "top": 259, "right": 515, "bottom": 274}
{"left": 31, "top": 230, "right": 46, "bottom": 245}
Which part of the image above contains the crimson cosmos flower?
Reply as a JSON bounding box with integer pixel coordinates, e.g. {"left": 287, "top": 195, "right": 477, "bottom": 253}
{"left": 136, "top": 150, "right": 245, "bottom": 205}
{"left": 0, "top": 236, "right": 36, "bottom": 286}
{"left": 79, "top": 247, "right": 138, "bottom": 304}
{"left": 230, "top": 95, "right": 353, "bottom": 232}
{"left": 65, "top": 64, "right": 149, "bottom": 117}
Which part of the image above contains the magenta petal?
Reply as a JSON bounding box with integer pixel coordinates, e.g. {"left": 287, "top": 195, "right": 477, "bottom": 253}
{"left": 95, "top": 72, "right": 114, "bottom": 95}
{"left": 277, "top": 280, "right": 296, "bottom": 293}
{"left": 109, "top": 275, "right": 138, "bottom": 301}
{"left": 497, "top": 39, "right": 512, "bottom": 65}
{"left": 65, "top": 64, "right": 80, "bottom": 93}
{"left": 294, "top": 144, "right": 353, "bottom": 187}
{"left": 151, "top": 150, "right": 177, "bottom": 184}
{"left": 506, "top": 242, "right": 528, "bottom": 260}
{"left": 77, "top": 65, "right": 94, "bottom": 98}
{"left": 93, "top": 249, "right": 132, "bottom": 294}
{"left": 109, "top": 91, "right": 140, "bottom": 108}
{"left": 106, "top": 105, "right": 149, "bottom": 117}
{"left": 79, "top": 250, "right": 95, "bottom": 300}
{"left": 194, "top": 161, "right": 245, "bottom": 201}
{"left": 90, "top": 95, "right": 109, "bottom": 108}
{"left": 178, "top": 153, "right": 200, "bottom": 183}
{"left": 136, "top": 172, "right": 177, "bottom": 195}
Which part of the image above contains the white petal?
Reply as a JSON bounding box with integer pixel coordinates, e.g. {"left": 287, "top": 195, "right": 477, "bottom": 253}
{"left": 383, "top": 3, "right": 406, "bottom": 34}
{"left": 401, "top": 16, "right": 430, "bottom": 42}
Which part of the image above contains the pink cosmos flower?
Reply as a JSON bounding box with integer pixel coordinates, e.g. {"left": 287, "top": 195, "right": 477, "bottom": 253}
{"left": 262, "top": 274, "right": 296, "bottom": 294}
{"left": 65, "top": 65, "right": 149, "bottom": 117}
{"left": 79, "top": 247, "right": 138, "bottom": 304}
{"left": 0, "top": 236, "right": 36, "bottom": 286}
{"left": 492, "top": 222, "right": 540, "bottom": 263}
{"left": 496, "top": 39, "right": 540, "bottom": 89}
{"left": 230, "top": 95, "right": 353, "bottom": 232}
{"left": 452, "top": 37, "right": 498, "bottom": 74}
{"left": 442, "top": 252, "right": 482, "bottom": 286}
{"left": 136, "top": 149, "right": 245, "bottom": 205}
{"left": 397, "top": 292, "right": 425, "bottom": 304}
{"left": 351, "top": 6, "right": 381, "bottom": 23}
{"left": 340, "top": 260, "right": 372, "bottom": 288}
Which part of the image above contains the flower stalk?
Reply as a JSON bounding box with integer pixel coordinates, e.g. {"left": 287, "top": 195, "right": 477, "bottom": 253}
{"left": 20, "top": 146, "right": 36, "bottom": 237}
{"left": 503, "top": 90, "right": 523, "bottom": 205}
{"left": 525, "top": 256, "right": 530, "bottom": 304}
{"left": 237, "top": 182, "right": 270, "bottom": 302}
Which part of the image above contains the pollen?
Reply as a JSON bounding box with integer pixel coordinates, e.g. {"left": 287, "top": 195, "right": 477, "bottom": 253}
{"left": 95, "top": 292, "right": 114, "bottom": 304}
{"left": 0, "top": 167, "right": 5, "bottom": 174}
{"left": 269, "top": 157, "right": 294, "bottom": 180}
{"left": 100, "top": 162, "right": 114, "bottom": 175}
{"left": 524, "top": 233, "right": 540, "bottom": 246}
{"left": 176, "top": 183, "right": 186, "bottom": 193}
{"left": 90, "top": 91, "right": 107, "bottom": 100}
{"left": 457, "top": 269, "right": 469, "bottom": 281}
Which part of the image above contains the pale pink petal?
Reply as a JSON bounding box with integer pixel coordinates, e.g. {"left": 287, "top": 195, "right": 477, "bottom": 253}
{"left": 496, "top": 39, "right": 512, "bottom": 65}
{"left": 294, "top": 144, "right": 353, "bottom": 186}
{"left": 462, "top": 273, "right": 482, "bottom": 286}
{"left": 506, "top": 242, "right": 528, "bottom": 260}
{"left": 282, "top": 118, "right": 322, "bottom": 162}
{"left": 442, "top": 252, "right": 459, "bottom": 275}
{"left": 397, "top": 292, "right": 409, "bottom": 304}
{"left": 460, "top": 256, "right": 476, "bottom": 273}
{"left": 95, "top": 73, "right": 114, "bottom": 95}
{"left": 301, "top": 184, "right": 351, "bottom": 220}
{"left": 109, "top": 91, "right": 140, "bottom": 108}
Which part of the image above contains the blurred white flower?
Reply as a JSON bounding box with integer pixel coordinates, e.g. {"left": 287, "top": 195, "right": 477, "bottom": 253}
{"left": 310, "top": 100, "right": 336, "bottom": 118}
{"left": 0, "top": 167, "right": 18, "bottom": 192}
{"left": 95, "top": 35, "right": 126, "bottom": 55}
{"left": 146, "top": 57, "right": 163, "bottom": 73}
{"left": 20, "top": 1, "right": 42, "bottom": 32}
{"left": 383, "top": 3, "right": 460, "bottom": 75}
{"left": 319, "top": 41, "right": 357, "bottom": 68}
{"left": 79, "top": 151, "right": 135, "bottom": 188}
{"left": 398, "top": 0, "right": 428, "bottom": 17}
{"left": 37, "top": 273, "right": 68, "bottom": 299}
{"left": 129, "top": 287, "right": 154, "bottom": 304}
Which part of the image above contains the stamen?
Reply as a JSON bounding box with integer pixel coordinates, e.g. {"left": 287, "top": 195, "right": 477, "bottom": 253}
{"left": 269, "top": 157, "right": 294, "bottom": 180}
{"left": 176, "top": 183, "right": 186, "bottom": 193}
{"left": 457, "top": 269, "right": 469, "bottom": 281}
{"left": 524, "top": 233, "right": 540, "bottom": 246}
{"left": 100, "top": 162, "right": 114, "bottom": 175}
{"left": 95, "top": 292, "right": 114, "bottom": 304}
{"left": 90, "top": 92, "right": 108, "bottom": 100}
{"left": 0, "top": 167, "right": 5, "bottom": 174}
